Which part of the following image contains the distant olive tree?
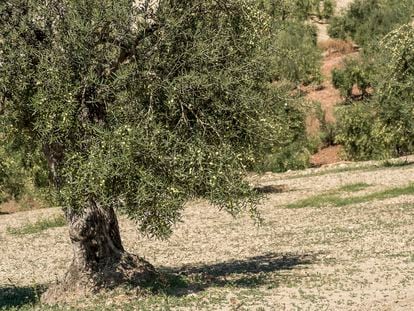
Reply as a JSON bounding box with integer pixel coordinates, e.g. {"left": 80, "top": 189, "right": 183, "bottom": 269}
{"left": 0, "top": 0, "right": 299, "bottom": 302}
{"left": 258, "top": 0, "right": 335, "bottom": 21}
{"left": 336, "top": 24, "right": 414, "bottom": 159}
{"left": 328, "top": 0, "right": 414, "bottom": 46}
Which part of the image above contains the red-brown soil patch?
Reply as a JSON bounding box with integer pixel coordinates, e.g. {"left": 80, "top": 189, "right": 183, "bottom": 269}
{"left": 305, "top": 37, "right": 359, "bottom": 165}
{"left": 307, "top": 51, "right": 359, "bottom": 124}
{"left": 311, "top": 145, "right": 343, "bottom": 166}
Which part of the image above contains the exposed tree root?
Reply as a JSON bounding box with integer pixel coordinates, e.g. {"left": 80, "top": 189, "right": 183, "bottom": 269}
{"left": 41, "top": 252, "right": 156, "bottom": 305}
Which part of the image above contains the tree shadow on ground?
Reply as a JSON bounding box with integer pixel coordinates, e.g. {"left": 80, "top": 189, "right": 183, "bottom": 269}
{"left": 0, "top": 253, "right": 316, "bottom": 307}
{"left": 383, "top": 159, "right": 414, "bottom": 168}
{"left": 253, "top": 184, "right": 289, "bottom": 194}
{"left": 156, "top": 252, "right": 317, "bottom": 296}
{"left": 0, "top": 285, "right": 45, "bottom": 309}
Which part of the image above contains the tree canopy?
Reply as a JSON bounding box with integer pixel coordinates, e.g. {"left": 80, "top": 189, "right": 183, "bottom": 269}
{"left": 0, "top": 0, "right": 300, "bottom": 237}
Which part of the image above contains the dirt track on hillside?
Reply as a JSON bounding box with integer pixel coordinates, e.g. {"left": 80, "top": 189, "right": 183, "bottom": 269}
{"left": 307, "top": 0, "right": 358, "bottom": 166}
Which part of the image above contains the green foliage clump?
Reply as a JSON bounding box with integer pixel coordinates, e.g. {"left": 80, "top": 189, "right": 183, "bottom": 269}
{"left": 256, "top": 0, "right": 322, "bottom": 86}
{"left": 246, "top": 0, "right": 327, "bottom": 172}
{"left": 335, "top": 102, "right": 381, "bottom": 160}
{"left": 0, "top": 143, "right": 48, "bottom": 205}
{"left": 268, "top": 22, "right": 321, "bottom": 85}
{"left": 332, "top": 58, "right": 372, "bottom": 100}
{"left": 256, "top": 141, "right": 311, "bottom": 173}
{"left": 313, "top": 103, "right": 337, "bottom": 148}
{"left": 0, "top": 149, "right": 25, "bottom": 203}
{"left": 329, "top": 0, "right": 414, "bottom": 46}
{"left": 252, "top": 89, "right": 310, "bottom": 172}
{"left": 258, "top": 0, "right": 335, "bottom": 21}
{"left": 373, "top": 25, "right": 414, "bottom": 156}
{"left": 320, "top": 0, "right": 335, "bottom": 19}
{"left": 336, "top": 25, "right": 414, "bottom": 160}
{"left": 0, "top": 134, "right": 50, "bottom": 205}
{"left": 0, "top": 0, "right": 310, "bottom": 237}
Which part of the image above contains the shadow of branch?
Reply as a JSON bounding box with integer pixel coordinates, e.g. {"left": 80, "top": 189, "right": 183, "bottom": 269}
{"left": 0, "top": 285, "right": 45, "bottom": 309}
{"left": 155, "top": 252, "right": 316, "bottom": 296}
{"left": 0, "top": 253, "right": 317, "bottom": 307}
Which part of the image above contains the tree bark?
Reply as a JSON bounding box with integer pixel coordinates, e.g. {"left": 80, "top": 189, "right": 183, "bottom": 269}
{"left": 41, "top": 200, "right": 156, "bottom": 304}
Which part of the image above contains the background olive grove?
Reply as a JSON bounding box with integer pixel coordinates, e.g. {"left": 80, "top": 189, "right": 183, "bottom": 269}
{"left": 330, "top": 0, "right": 414, "bottom": 160}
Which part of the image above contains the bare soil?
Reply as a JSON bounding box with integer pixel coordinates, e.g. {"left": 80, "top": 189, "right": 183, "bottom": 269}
{"left": 336, "top": 0, "right": 354, "bottom": 13}
{"left": 2, "top": 156, "right": 414, "bottom": 310}
{"left": 307, "top": 0, "right": 358, "bottom": 165}
{"left": 0, "top": 198, "right": 44, "bottom": 215}
{"left": 306, "top": 52, "right": 358, "bottom": 124}
{"left": 311, "top": 145, "right": 344, "bottom": 166}
{"left": 306, "top": 50, "right": 357, "bottom": 166}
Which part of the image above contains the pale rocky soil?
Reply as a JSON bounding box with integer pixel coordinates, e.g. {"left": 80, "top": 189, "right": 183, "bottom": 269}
{"left": 2, "top": 156, "right": 414, "bottom": 310}
{"left": 336, "top": 0, "right": 354, "bottom": 13}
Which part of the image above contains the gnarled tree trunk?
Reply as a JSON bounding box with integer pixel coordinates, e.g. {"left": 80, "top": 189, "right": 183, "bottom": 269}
{"left": 42, "top": 200, "right": 156, "bottom": 304}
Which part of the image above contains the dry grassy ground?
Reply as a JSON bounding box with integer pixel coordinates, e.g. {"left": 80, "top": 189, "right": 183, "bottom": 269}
{"left": 2, "top": 156, "right": 414, "bottom": 310}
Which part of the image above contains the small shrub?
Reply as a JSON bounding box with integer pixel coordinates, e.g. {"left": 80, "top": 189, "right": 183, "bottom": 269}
{"left": 268, "top": 22, "right": 322, "bottom": 85}
{"left": 335, "top": 103, "right": 383, "bottom": 160}
{"left": 307, "top": 135, "right": 323, "bottom": 154}
{"left": 332, "top": 69, "right": 353, "bottom": 99}
{"left": 331, "top": 59, "right": 372, "bottom": 100}
{"left": 336, "top": 99, "right": 414, "bottom": 161}
{"left": 0, "top": 149, "right": 25, "bottom": 203}
{"left": 256, "top": 142, "right": 311, "bottom": 173}
{"left": 320, "top": 122, "right": 337, "bottom": 147}
{"left": 321, "top": 0, "right": 335, "bottom": 19}
{"left": 313, "top": 102, "right": 337, "bottom": 148}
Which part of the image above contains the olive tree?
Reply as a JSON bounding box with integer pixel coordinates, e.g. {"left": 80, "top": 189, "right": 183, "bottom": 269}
{"left": 0, "top": 0, "right": 297, "bottom": 301}
{"left": 336, "top": 24, "right": 414, "bottom": 159}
